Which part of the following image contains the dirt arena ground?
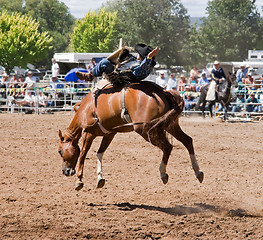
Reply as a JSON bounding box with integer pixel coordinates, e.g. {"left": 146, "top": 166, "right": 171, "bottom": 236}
{"left": 0, "top": 112, "right": 262, "bottom": 239}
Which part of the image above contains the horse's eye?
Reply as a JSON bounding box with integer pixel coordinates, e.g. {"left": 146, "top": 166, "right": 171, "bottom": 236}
{"left": 58, "top": 149, "right": 63, "bottom": 157}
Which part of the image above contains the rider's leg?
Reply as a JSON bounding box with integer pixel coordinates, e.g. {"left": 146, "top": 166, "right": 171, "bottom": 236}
{"left": 76, "top": 59, "right": 114, "bottom": 81}
{"left": 206, "top": 80, "right": 216, "bottom": 101}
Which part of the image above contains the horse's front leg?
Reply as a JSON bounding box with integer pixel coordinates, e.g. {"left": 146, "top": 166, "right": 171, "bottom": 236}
{"left": 220, "top": 100, "right": 228, "bottom": 121}
{"left": 208, "top": 101, "right": 214, "bottom": 117}
{"left": 96, "top": 133, "right": 116, "bottom": 188}
{"left": 75, "top": 132, "right": 95, "bottom": 191}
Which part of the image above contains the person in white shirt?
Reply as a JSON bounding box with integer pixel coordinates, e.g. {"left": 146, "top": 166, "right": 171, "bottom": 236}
{"left": 14, "top": 90, "right": 35, "bottom": 106}
{"left": 156, "top": 72, "right": 168, "bottom": 88}
{"left": 51, "top": 58, "right": 60, "bottom": 78}
{"left": 25, "top": 71, "right": 37, "bottom": 89}
{"left": 166, "top": 73, "right": 177, "bottom": 90}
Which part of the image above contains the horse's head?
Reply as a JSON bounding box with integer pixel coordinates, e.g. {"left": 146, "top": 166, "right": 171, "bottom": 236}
{"left": 58, "top": 129, "right": 80, "bottom": 176}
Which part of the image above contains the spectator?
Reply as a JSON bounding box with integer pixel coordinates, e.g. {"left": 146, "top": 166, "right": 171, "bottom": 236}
{"left": 166, "top": 73, "right": 177, "bottom": 90}
{"left": 246, "top": 93, "right": 261, "bottom": 112}
{"left": 87, "top": 58, "right": 97, "bottom": 70}
{"left": 202, "top": 67, "right": 211, "bottom": 78}
{"left": 184, "top": 94, "right": 196, "bottom": 116}
{"left": 238, "top": 77, "right": 249, "bottom": 94}
{"left": 51, "top": 58, "right": 60, "bottom": 79}
{"left": 15, "top": 75, "right": 26, "bottom": 97}
{"left": 236, "top": 64, "right": 248, "bottom": 83}
{"left": 14, "top": 90, "right": 35, "bottom": 107}
{"left": 8, "top": 73, "right": 18, "bottom": 89}
{"left": 246, "top": 64, "right": 253, "bottom": 77}
{"left": 246, "top": 73, "right": 257, "bottom": 90}
{"left": 0, "top": 73, "right": 9, "bottom": 98}
{"left": 197, "top": 73, "right": 209, "bottom": 92}
{"left": 35, "top": 91, "right": 47, "bottom": 108}
{"left": 50, "top": 76, "right": 64, "bottom": 89}
{"left": 156, "top": 72, "right": 168, "bottom": 88}
{"left": 177, "top": 74, "right": 187, "bottom": 92}
{"left": 189, "top": 66, "right": 199, "bottom": 82}
{"left": 231, "top": 93, "right": 245, "bottom": 113}
{"left": 45, "top": 77, "right": 64, "bottom": 108}
{"left": 25, "top": 71, "right": 37, "bottom": 89}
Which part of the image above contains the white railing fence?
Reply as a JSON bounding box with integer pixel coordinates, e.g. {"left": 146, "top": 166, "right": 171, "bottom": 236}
{"left": 0, "top": 81, "right": 263, "bottom": 118}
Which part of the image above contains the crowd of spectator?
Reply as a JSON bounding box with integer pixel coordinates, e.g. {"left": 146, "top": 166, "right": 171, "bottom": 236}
{"left": 154, "top": 63, "right": 263, "bottom": 116}
{"left": 1, "top": 58, "right": 263, "bottom": 116}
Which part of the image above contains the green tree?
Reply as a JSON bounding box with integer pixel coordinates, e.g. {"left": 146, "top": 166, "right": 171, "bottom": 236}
{"left": 199, "top": 0, "right": 261, "bottom": 62}
{"left": 0, "top": 0, "right": 75, "bottom": 67}
{"left": 71, "top": 8, "right": 118, "bottom": 52}
{"left": 0, "top": 10, "right": 52, "bottom": 73}
{"left": 182, "top": 23, "right": 208, "bottom": 69}
{"left": 104, "top": 0, "right": 190, "bottom": 67}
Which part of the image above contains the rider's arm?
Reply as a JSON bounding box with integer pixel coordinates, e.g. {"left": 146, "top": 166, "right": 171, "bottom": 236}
{"left": 211, "top": 71, "right": 220, "bottom": 82}
{"left": 132, "top": 58, "right": 153, "bottom": 80}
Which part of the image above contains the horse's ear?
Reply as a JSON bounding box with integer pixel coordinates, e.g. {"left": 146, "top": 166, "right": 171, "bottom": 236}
{"left": 58, "top": 130, "right": 64, "bottom": 141}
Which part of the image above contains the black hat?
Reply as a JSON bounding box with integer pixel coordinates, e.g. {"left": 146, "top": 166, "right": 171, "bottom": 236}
{"left": 135, "top": 43, "right": 153, "bottom": 59}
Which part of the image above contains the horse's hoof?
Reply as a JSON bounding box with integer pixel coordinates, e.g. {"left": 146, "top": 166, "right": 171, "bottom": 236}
{"left": 75, "top": 181, "right": 84, "bottom": 191}
{"left": 197, "top": 171, "right": 204, "bottom": 183}
{"left": 161, "top": 173, "right": 169, "bottom": 184}
{"left": 97, "top": 178, "right": 105, "bottom": 188}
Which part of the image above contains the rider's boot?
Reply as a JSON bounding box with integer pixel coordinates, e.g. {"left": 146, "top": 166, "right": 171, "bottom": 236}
{"left": 76, "top": 71, "right": 94, "bottom": 81}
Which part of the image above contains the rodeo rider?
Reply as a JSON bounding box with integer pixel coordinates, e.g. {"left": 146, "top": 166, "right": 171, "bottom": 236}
{"left": 76, "top": 44, "right": 160, "bottom": 84}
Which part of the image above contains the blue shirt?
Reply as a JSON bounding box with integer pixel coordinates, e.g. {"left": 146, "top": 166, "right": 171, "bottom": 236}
{"left": 236, "top": 68, "right": 248, "bottom": 83}
{"left": 198, "top": 76, "right": 209, "bottom": 86}
{"left": 132, "top": 58, "right": 155, "bottom": 81}
{"left": 211, "top": 67, "right": 226, "bottom": 81}
{"left": 50, "top": 80, "right": 63, "bottom": 89}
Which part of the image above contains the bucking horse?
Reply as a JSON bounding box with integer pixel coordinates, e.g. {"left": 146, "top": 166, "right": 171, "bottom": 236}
{"left": 58, "top": 80, "right": 204, "bottom": 191}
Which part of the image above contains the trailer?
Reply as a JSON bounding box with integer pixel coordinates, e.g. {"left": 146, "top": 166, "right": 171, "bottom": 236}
{"left": 53, "top": 52, "right": 111, "bottom": 74}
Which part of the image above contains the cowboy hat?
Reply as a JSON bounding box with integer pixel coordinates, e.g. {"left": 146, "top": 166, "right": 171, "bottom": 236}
{"left": 135, "top": 43, "right": 154, "bottom": 59}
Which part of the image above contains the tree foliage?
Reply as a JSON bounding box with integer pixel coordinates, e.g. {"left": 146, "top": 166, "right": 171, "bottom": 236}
{"left": 0, "top": 10, "right": 52, "bottom": 73}
{"left": 0, "top": 0, "right": 75, "bottom": 67}
{"left": 71, "top": 8, "right": 118, "bottom": 53}
{"left": 104, "top": 0, "right": 190, "bottom": 67}
{"left": 197, "top": 0, "right": 261, "bottom": 62}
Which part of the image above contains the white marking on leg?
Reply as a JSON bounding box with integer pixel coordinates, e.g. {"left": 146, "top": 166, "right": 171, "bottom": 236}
{"left": 96, "top": 152, "right": 104, "bottom": 180}
{"left": 190, "top": 154, "right": 200, "bottom": 176}
{"left": 159, "top": 161, "right": 167, "bottom": 178}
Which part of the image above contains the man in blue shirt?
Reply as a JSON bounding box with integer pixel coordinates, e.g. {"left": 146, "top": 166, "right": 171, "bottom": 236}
{"left": 76, "top": 44, "right": 159, "bottom": 83}
{"left": 197, "top": 73, "right": 209, "bottom": 92}
{"left": 236, "top": 64, "right": 248, "bottom": 83}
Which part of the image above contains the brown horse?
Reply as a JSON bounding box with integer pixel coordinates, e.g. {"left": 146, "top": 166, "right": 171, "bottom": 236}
{"left": 58, "top": 81, "right": 204, "bottom": 190}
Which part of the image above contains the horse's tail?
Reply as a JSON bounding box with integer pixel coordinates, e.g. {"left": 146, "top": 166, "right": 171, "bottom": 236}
{"left": 146, "top": 90, "right": 184, "bottom": 137}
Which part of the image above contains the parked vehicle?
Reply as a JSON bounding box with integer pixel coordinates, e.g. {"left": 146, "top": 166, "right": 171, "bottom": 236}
{"left": 0, "top": 66, "right": 6, "bottom": 76}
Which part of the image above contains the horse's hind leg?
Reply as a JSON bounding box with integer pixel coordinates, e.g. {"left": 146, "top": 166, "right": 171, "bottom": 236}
{"left": 96, "top": 133, "right": 116, "bottom": 188}
{"left": 166, "top": 120, "right": 204, "bottom": 183}
{"left": 135, "top": 124, "right": 173, "bottom": 184}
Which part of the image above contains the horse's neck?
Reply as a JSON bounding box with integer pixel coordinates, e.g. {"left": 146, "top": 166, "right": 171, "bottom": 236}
{"left": 226, "top": 76, "right": 232, "bottom": 88}
{"left": 65, "top": 120, "right": 82, "bottom": 141}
